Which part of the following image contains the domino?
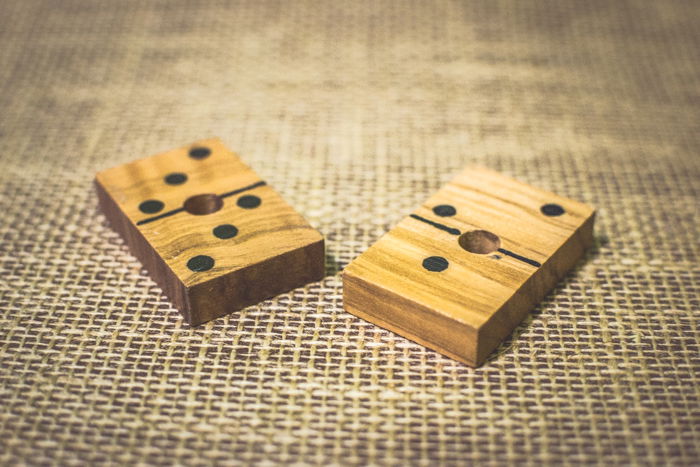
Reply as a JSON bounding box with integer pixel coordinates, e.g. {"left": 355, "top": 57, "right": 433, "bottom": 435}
{"left": 343, "top": 167, "right": 595, "bottom": 366}
{"left": 95, "top": 138, "right": 325, "bottom": 325}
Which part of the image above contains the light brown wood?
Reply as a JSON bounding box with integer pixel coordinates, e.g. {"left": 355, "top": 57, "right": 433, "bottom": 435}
{"left": 95, "top": 138, "right": 325, "bottom": 325}
{"left": 343, "top": 167, "right": 595, "bottom": 367}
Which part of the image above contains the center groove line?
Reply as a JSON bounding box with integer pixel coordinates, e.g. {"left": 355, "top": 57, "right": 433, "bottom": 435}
{"left": 409, "top": 214, "right": 461, "bottom": 235}
{"left": 136, "top": 180, "right": 267, "bottom": 226}
{"left": 409, "top": 213, "right": 541, "bottom": 268}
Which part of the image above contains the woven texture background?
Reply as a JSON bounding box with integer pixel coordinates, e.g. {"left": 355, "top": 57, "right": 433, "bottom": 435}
{"left": 1, "top": 0, "right": 699, "bottom": 465}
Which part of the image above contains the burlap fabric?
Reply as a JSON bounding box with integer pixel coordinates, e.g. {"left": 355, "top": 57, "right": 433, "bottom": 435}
{"left": 1, "top": 1, "right": 698, "bottom": 465}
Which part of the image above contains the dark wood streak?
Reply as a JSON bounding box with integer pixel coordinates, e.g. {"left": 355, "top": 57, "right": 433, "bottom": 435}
{"left": 161, "top": 223, "right": 318, "bottom": 258}
{"left": 450, "top": 180, "right": 582, "bottom": 224}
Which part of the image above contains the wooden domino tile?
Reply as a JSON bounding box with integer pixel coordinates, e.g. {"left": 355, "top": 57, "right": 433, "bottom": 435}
{"left": 343, "top": 167, "right": 595, "bottom": 367}
{"left": 95, "top": 138, "right": 325, "bottom": 325}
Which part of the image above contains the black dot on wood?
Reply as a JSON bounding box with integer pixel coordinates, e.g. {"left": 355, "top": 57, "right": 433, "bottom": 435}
{"left": 422, "top": 256, "right": 449, "bottom": 272}
{"left": 541, "top": 203, "right": 565, "bottom": 216}
{"left": 433, "top": 204, "right": 456, "bottom": 217}
{"left": 237, "top": 195, "right": 261, "bottom": 209}
{"left": 189, "top": 147, "right": 211, "bottom": 159}
{"left": 139, "top": 199, "right": 164, "bottom": 214}
{"left": 187, "top": 255, "right": 214, "bottom": 272}
{"left": 164, "top": 173, "right": 188, "bottom": 185}
{"left": 213, "top": 224, "right": 238, "bottom": 239}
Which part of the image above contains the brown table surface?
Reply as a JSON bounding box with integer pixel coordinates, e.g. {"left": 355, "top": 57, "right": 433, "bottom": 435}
{"left": 1, "top": 1, "right": 698, "bottom": 465}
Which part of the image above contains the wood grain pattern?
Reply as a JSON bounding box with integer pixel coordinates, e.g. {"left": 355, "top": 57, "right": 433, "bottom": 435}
{"left": 343, "top": 167, "right": 595, "bottom": 367}
{"left": 95, "top": 138, "right": 325, "bottom": 325}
